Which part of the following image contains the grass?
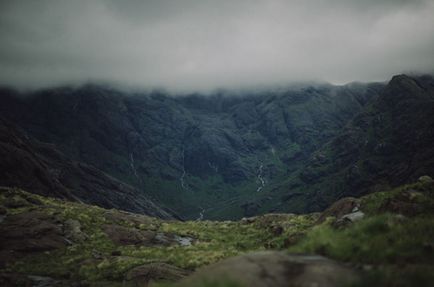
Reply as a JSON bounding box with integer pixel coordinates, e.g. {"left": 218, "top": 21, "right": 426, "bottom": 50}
{"left": 1, "top": 179, "right": 433, "bottom": 287}
{"left": 0, "top": 188, "right": 316, "bottom": 286}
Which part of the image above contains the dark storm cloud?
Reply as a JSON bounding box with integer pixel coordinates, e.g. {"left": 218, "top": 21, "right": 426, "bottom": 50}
{"left": 0, "top": 0, "right": 433, "bottom": 92}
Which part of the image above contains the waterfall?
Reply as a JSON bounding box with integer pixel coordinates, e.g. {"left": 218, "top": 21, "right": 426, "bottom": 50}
{"left": 180, "top": 148, "right": 189, "bottom": 191}
{"left": 256, "top": 163, "right": 265, "bottom": 192}
{"left": 130, "top": 153, "right": 139, "bottom": 179}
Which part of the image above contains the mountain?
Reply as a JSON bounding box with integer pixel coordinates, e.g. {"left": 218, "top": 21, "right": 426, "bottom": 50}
{"left": 277, "top": 74, "right": 434, "bottom": 212}
{"left": 0, "top": 74, "right": 433, "bottom": 220}
{"left": 1, "top": 74, "right": 434, "bottom": 286}
{"left": 0, "top": 117, "right": 175, "bottom": 219}
{"left": 0, "top": 81, "right": 383, "bottom": 219}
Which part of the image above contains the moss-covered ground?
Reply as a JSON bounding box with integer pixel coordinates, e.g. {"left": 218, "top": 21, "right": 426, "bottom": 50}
{"left": 0, "top": 178, "right": 433, "bottom": 286}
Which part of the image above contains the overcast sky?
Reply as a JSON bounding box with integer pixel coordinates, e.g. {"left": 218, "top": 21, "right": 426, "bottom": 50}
{"left": 0, "top": 0, "right": 433, "bottom": 92}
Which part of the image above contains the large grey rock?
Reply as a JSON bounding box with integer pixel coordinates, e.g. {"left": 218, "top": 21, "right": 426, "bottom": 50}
{"left": 418, "top": 175, "right": 433, "bottom": 183}
{"left": 63, "top": 219, "right": 88, "bottom": 243}
{"left": 317, "top": 197, "right": 360, "bottom": 223}
{"left": 178, "top": 251, "right": 359, "bottom": 287}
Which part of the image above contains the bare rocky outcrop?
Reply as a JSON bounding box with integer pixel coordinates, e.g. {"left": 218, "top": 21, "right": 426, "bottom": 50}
{"left": 0, "top": 211, "right": 67, "bottom": 267}
{"left": 317, "top": 197, "right": 360, "bottom": 223}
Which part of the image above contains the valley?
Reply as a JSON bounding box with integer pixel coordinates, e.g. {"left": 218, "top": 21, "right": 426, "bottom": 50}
{"left": 1, "top": 74, "right": 434, "bottom": 286}
{"left": 1, "top": 75, "right": 433, "bottom": 221}
{"left": 1, "top": 1, "right": 433, "bottom": 286}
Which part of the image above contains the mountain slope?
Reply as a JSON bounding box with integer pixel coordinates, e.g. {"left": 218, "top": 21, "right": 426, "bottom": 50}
{"left": 273, "top": 74, "right": 434, "bottom": 212}
{"left": 1, "top": 177, "right": 433, "bottom": 286}
{"left": 0, "top": 82, "right": 382, "bottom": 219}
{"left": 0, "top": 117, "right": 175, "bottom": 219}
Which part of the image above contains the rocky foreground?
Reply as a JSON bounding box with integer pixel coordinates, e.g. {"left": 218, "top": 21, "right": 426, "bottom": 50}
{"left": 1, "top": 176, "right": 434, "bottom": 287}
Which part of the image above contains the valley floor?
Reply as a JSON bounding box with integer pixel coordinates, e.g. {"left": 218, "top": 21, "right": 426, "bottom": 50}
{"left": 1, "top": 177, "right": 434, "bottom": 286}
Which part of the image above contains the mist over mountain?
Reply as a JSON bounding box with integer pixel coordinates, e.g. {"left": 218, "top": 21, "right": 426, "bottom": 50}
{"left": 1, "top": 74, "right": 433, "bottom": 221}
{"left": 1, "top": 1, "right": 434, "bottom": 286}
{"left": 1, "top": 0, "right": 434, "bottom": 91}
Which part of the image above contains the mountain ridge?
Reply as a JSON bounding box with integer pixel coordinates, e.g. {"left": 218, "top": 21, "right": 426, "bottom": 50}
{"left": 0, "top": 74, "right": 433, "bottom": 220}
{"left": 0, "top": 117, "right": 176, "bottom": 219}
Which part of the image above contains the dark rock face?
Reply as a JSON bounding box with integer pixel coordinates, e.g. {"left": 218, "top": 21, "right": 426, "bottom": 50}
{"left": 0, "top": 118, "right": 175, "bottom": 219}
{"left": 63, "top": 219, "right": 88, "bottom": 243}
{"left": 1, "top": 75, "right": 433, "bottom": 219}
{"left": 0, "top": 211, "right": 66, "bottom": 267}
{"left": 0, "top": 82, "right": 382, "bottom": 219}
{"left": 0, "top": 211, "right": 65, "bottom": 252}
{"left": 103, "top": 224, "right": 156, "bottom": 246}
{"left": 292, "top": 75, "right": 434, "bottom": 212}
{"left": 317, "top": 197, "right": 360, "bottom": 223}
{"left": 379, "top": 189, "right": 428, "bottom": 216}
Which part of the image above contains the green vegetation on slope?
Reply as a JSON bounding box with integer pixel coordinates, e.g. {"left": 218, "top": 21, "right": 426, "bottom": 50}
{"left": 0, "top": 187, "right": 317, "bottom": 286}
{"left": 1, "top": 177, "right": 433, "bottom": 286}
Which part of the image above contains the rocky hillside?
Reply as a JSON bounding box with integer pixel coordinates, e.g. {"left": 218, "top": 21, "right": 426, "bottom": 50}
{"left": 283, "top": 74, "right": 434, "bottom": 212}
{"left": 0, "top": 176, "right": 433, "bottom": 286}
{"left": 0, "top": 75, "right": 433, "bottom": 220}
{"left": 0, "top": 81, "right": 383, "bottom": 219}
{"left": 0, "top": 117, "right": 175, "bottom": 219}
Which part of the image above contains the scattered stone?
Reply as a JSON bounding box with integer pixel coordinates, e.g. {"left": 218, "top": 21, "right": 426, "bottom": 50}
{"left": 63, "top": 219, "right": 88, "bottom": 243}
{"left": 104, "top": 210, "right": 154, "bottom": 228}
{"left": 334, "top": 211, "right": 365, "bottom": 228}
{"left": 0, "top": 211, "right": 67, "bottom": 267}
{"left": 378, "top": 189, "right": 428, "bottom": 216}
{"left": 0, "top": 211, "right": 66, "bottom": 253}
{"left": 241, "top": 216, "right": 257, "bottom": 224}
{"left": 23, "top": 195, "right": 43, "bottom": 206}
{"left": 126, "top": 262, "right": 190, "bottom": 287}
{"left": 317, "top": 197, "right": 360, "bottom": 223}
{"left": 0, "top": 206, "right": 7, "bottom": 215}
{"left": 179, "top": 251, "right": 359, "bottom": 287}
{"left": 28, "top": 275, "right": 61, "bottom": 287}
{"left": 111, "top": 250, "right": 122, "bottom": 256}
{"left": 3, "top": 195, "right": 29, "bottom": 208}
{"left": 0, "top": 272, "right": 33, "bottom": 287}
{"left": 418, "top": 175, "right": 433, "bottom": 183}
{"left": 173, "top": 235, "right": 193, "bottom": 247}
{"left": 341, "top": 210, "right": 365, "bottom": 222}
{"left": 103, "top": 224, "right": 156, "bottom": 246}
{"left": 270, "top": 225, "right": 284, "bottom": 236}
{"left": 92, "top": 249, "right": 103, "bottom": 260}
{"left": 283, "top": 232, "right": 305, "bottom": 248}
{"left": 153, "top": 233, "right": 172, "bottom": 245}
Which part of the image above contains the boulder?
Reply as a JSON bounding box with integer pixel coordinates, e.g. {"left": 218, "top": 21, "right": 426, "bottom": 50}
{"left": 126, "top": 262, "right": 190, "bottom": 287}
{"left": 63, "top": 219, "right": 88, "bottom": 243}
{"left": 0, "top": 211, "right": 67, "bottom": 266}
{"left": 418, "top": 175, "right": 433, "bottom": 183}
{"left": 178, "top": 251, "right": 359, "bottom": 287}
{"left": 0, "top": 211, "right": 66, "bottom": 252}
{"left": 104, "top": 210, "right": 155, "bottom": 228}
{"left": 378, "top": 189, "right": 429, "bottom": 216}
{"left": 317, "top": 197, "right": 360, "bottom": 223}
{"left": 103, "top": 224, "right": 156, "bottom": 246}
{"left": 333, "top": 211, "right": 365, "bottom": 228}
{"left": 0, "top": 272, "right": 33, "bottom": 287}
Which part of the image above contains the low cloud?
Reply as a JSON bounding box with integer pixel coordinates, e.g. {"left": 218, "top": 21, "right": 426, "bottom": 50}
{"left": 0, "top": 0, "right": 433, "bottom": 92}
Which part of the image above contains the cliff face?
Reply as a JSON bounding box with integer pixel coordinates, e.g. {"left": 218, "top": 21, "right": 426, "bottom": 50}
{"left": 0, "top": 82, "right": 383, "bottom": 219}
{"left": 288, "top": 75, "right": 434, "bottom": 212}
{"left": 0, "top": 117, "right": 175, "bottom": 219}
{"left": 1, "top": 75, "right": 434, "bottom": 219}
